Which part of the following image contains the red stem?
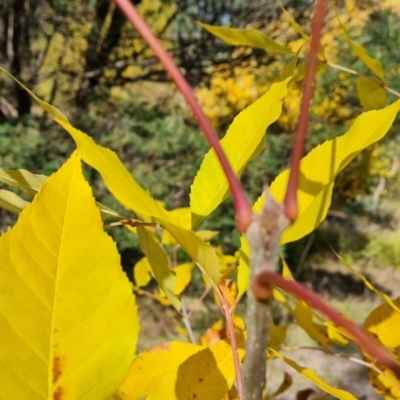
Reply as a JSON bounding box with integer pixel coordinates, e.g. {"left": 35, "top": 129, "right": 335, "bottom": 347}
{"left": 254, "top": 271, "right": 400, "bottom": 378}
{"left": 113, "top": 0, "right": 252, "bottom": 232}
{"left": 284, "top": 0, "right": 327, "bottom": 221}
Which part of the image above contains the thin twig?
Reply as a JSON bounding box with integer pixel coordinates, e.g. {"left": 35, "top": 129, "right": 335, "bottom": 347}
{"left": 284, "top": 0, "right": 327, "bottom": 222}
{"left": 181, "top": 299, "right": 197, "bottom": 344}
{"left": 254, "top": 271, "right": 400, "bottom": 379}
{"left": 113, "top": 0, "right": 252, "bottom": 232}
{"left": 327, "top": 62, "right": 400, "bottom": 98}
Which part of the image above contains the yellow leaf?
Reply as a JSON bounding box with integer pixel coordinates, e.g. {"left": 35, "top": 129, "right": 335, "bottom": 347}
{"left": 364, "top": 298, "right": 400, "bottom": 348}
{"left": 0, "top": 69, "right": 220, "bottom": 283}
{"left": 334, "top": 9, "right": 385, "bottom": 81}
{"left": 0, "top": 66, "right": 69, "bottom": 121}
{"left": 0, "top": 151, "right": 139, "bottom": 399}
{"left": 269, "top": 320, "right": 288, "bottom": 356}
{"left": 336, "top": 252, "right": 400, "bottom": 314}
{"left": 252, "top": 98, "right": 400, "bottom": 244}
{"left": 366, "top": 364, "right": 400, "bottom": 399}
{"left": 174, "top": 262, "right": 194, "bottom": 295}
{"left": 198, "top": 22, "right": 293, "bottom": 54}
{"left": 190, "top": 54, "right": 299, "bottom": 228}
{"left": 55, "top": 119, "right": 221, "bottom": 284}
{"left": 161, "top": 207, "right": 191, "bottom": 245}
{"left": 137, "top": 226, "right": 180, "bottom": 310}
{"left": 357, "top": 76, "right": 387, "bottom": 110}
{"left": 133, "top": 257, "right": 152, "bottom": 288}
{"left": 114, "top": 341, "right": 203, "bottom": 400}
{"left": 270, "top": 350, "right": 357, "bottom": 400}
{"left": 0, "top": 168, "right": 121, "bottom": 218}
{"left": 0, "top": 168, "right": 47, "bottom": 195}
{"left": 147, "top": 334, "right": 245, "bottom": 400}
{"left": 0, "top": 189, "right": 28, "bottom": 214}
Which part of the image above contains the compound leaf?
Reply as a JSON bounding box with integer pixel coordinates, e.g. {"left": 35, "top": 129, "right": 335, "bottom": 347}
{"left": 55, "top": 119, "right": 220, "bottom": 284}
{"left": 0, "top": 151, "right": 139, "bottom": 400}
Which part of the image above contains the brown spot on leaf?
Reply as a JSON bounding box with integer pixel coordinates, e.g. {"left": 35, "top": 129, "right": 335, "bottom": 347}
{"left": 53, "top": 386, "right": 63, "bottom": 400}
{"left": 53, "top": 356, "right": 62, "bottom": 383}
{"left": 199, "top": 378, "right": 203, "bottom": 382}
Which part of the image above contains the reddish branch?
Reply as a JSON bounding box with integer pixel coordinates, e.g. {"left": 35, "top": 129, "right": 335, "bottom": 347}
{"left": 284, "top": 0, "right": 327, "bottom": 222}
{"left": 113, "top": 0, "right": 252, "bottom": 233}
{"left": 254, "top": 272, "right": 400, "bottom": 379}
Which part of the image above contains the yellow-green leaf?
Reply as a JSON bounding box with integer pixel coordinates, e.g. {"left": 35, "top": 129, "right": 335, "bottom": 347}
{"left": 253, "top": 98, "right": 400, "bottom": 244}
{"left": 0, "top": 151, "right": 139, "bottom": 400}
{"left": 364, "top": 298, "right": 400, "bottom": 348}
{"left": 190, "top": 53, "right": 298, "bottom": 228}
{"left": 0, "top": 189, "right": 28, "bottom": 214}
{"left": 198, "top": 22, "right": 293, "bottom": 54}
{"left": 133, "top": 257, "right": 152, "bottom": 288}
{"left": 270, "top": 350, "right": 357, "bottom": 399}
{"left": 0, "top": 67, "right": 69, "bottom": 121}
{"left": 0, "top": 168, "right": 47, "bottom": 195}
{"left": 55, "top": 119, "right": 221, "bottom": 283}
{"left": 334, "top": 11, "right": 385, "bottom": 81}
{"left": 237, "top": 235, "right": 251, "bottom": 300}
{"left": 137, "top": 227, "right": 180, "bottom": 310}
{"left": 114, "top": 341, "right": 203, "bottom": 400}
{"left": 357, "top": 76, "right": 387, "bottom": 110}
{"left": 147, "top": 335, "right": 245, "bottom": 400}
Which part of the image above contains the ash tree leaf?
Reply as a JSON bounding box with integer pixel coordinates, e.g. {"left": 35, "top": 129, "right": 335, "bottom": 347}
{"left": 253, "top": 98, "right": 400, "bottom": 245}
{"left": 137, "top": 226, "right": 180, "bottom": 311}
{"left": 190, "top": 53, "right": 299, "bottom": 229}
{"left": 147, "top": 334, "right": 245, "bottom": 400}
{"left": 0, "top": 189, "right": 29, "bottom": 214}
{"left": 198, "top": 22, "right": 293, "bottom": 54}
{"left": 0, "top": 68, "right": 221, "bottom": 284}
{"left": 114, "top": 341, "right": 203, "bottom": 400}
{"left": 55, "top": 119, "right": 221, "bottom": 284}
{"left": 356, "top": 76, "right": 387, "bottom": 110}
{"left": 0, "top": 151, "right": 139, "bottom": 400}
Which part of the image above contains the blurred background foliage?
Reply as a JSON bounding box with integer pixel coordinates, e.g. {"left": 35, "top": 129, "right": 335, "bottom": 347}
{"left": 1, "top": 0, "right": 400, "bottom": 272}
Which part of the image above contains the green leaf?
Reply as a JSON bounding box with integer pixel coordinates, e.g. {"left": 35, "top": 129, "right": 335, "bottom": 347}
{"left": 55, "top": 119, "right": 221, "bottom": 283}
{"left": 356, "top": 76, "right": 387, "bottom": 110}
{"left": 334, "top": 10, "right": 385, "bottom": 81}
{"left": 0, "top": 189, "right": 29, "bottom": 214}
{"left": 0, "top": 151, "right": 139, "bottom": 399}
{"left": 270, "top": 349, "right": 357, "bottom": 399}
{"left": 137, "top": 226, "right": 180, "bottom": 311}
{"left": 255, "top": 98, "right": 400, "bottom": 245}
{"left": 0, "top": 168, "right": 47, "bottom": 195}
{"left": 190, "top": 53, "right": 299, "bottom": 228}
{"left": 147, "top": 335, "right": 245, "bottom": 400}
{"left": 198, "top": 22, "right": 293, "bottom": 54}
